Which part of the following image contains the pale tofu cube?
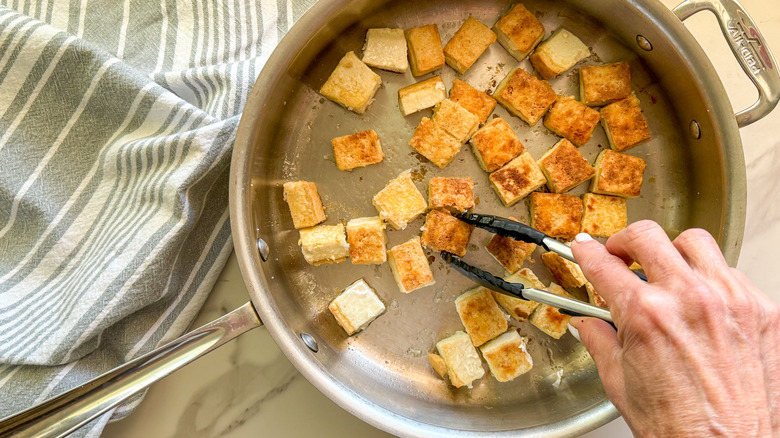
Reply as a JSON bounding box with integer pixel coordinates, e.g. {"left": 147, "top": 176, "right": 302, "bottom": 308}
{"left": 480, "top": 330, "right": 533, "bottom": 382}
{"left": 449, "top": 79, "right": 497, "bottom": 124}
{"left": 494, "top": 68, "right": 556, "bottom": 125}
{"left": 591, "top": 149, "right": 647, "bottom": 198}
{"left": 585, "top": 281, "right": 609, "bottom": 309}
{"left": 443, "top": 16, "right": 497, "bottom": 74}
{"left": 580, "top": 62, "right": 632, "bottom": 106}
{"left": 529, "top": 283, "right": 573, "bottom": 339}
{"left": 283, "top": 181, "right": 326, "bottom": 229}
{"left": 530, "top": 192, "right": 583, "bottom": 241}
{"left": 432, "top": 99, "right": 480, "bottom": 143}
{"left": 492, "top": 268, "right": 544, "bottom": 321}
{"left": 346, "top": 217, "right": 387, "bottom": 265}
{"left": 485, "top": 216, "right": 537, "bottom": 273}
{"left": 436, "top": 330, "right": 485, "bottom": 388}
{"left": 489, "top": 152, "right": 546, "bottom": 206}
{"left": 455, "top": 287, "right": 508, "bottom": 347}
{"left": 387, "top": 237, "right": 435, "bottom": 293}
{"left": 538, "top": 139, "right": 595, "bottom": 193}
{"left": 493, "top": 3, "right": 545, "bottom": 61}
{"left": 328, "top": 279, "right": 386, "bottom": 335}
{"left": 581, "top": 193, "right": 627, "bottom": 238}
{"left": 409, "top": 117, "right": 462, "bottom": 168}
{"left": 398, "top": 76, "right": 447, "bottom": 116}
{"left": 543, "top": 96, "right": 601, "bottom": 147}
{"left": 420, "top": 209, "right": 473, "bottom": 257}
{"left": 372, "top": 170, "right": 428, "bottom": 230}
{"left": 428, "top": 353, "right": 448, "bottom": 378}
{"left": 331, "top": 129, "right": 385, "bottom": 171}
{"left": 541, "top": 250, "right": 587, "bottom": 288}
{"left": 530, "top": 29, "right": 590, "bottom": 79}
{"left": 428, "top": 177, "right": 474, "bottom": 213}
{"left": 298, "top": 224, "right": 349, "bottom": 266}
{"left": 362, "top": 28, "right": 408, "bottom": 73}
{"left": 600, "top": 93, "right": 651, "bottom": 152}
{"left": 320, "top": 51, "right": 381, "bottom": 114}
{"left": 406, "top": 24, "right": 445, "bottom": 76}
{"left": 469, "top": 118, "right": 524, "bottom": 172}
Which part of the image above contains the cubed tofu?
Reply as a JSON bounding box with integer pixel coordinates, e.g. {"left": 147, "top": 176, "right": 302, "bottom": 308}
{"left": 480, "top": 330, "right": 533, "bottom": 382}
{"left": 591, "top": 149, "right": 647, "bottom": 198}
{"left": 346, "top": 217, "right": 387, "bottom": 265}
{"left": 449, "top": 78, "right": 497, "bottom": 124}
{"left": 283, "top": 181, "right": 326, "bottom": 229}
{"left": 538, "top": 139, "right": 595, "bottom": 193}
{"left": 493, "top": 268, "right": 544, "bottom": 321}
{"left": 469, "top": 118, "right": 524, "bottom": 172}
{"left": 485, "top": 216, "right": 537, "bottom": 273}
{"left": 600, "top": 93, "right": 651, "bottom": 152}
{"left": 489, "top": 152, "right": 547, "bottom": 206}
{"left": 436, "top": 331, "right": 485, "bottom": 388}
{"left": 455, "top": 287, "right": 508, "bottom": 347}
{"left": 298, "top": 223, "right": 349, "bottom": 266}
{"left": 328, "top": 279, "right": 386, "bottom": 335}
{"left": 398, "top": 76, "right": 447, "bottom": 116}
{"left": 580, "top": 62, "right": 632, "bottom": 106}
{"left": 387, "top": 237, "right": 435, "bottom": 293}
{"left": 331, "top": 129, "right": 385, "bottom": 171}
{"left": 320, "top": 51, "right": 381, "bottom": 114}
{"left": 362, "top": 28, "right": 408, "bottom": 73}
{"left": 443, "top": 16, "right": 497, "bottom": 74}
{"left": 581, "top": 193, "right": 627, "bottom": 237}
{"left": 406, "top": 24, "right": 445, "bottom": 76}
{"left": 409, "top": 117, "right": 462, "bottom": 168}
{"left": 493, "top": 3, "right": 545, "bottom": 61}
{"left": 530, "top": 192, "right": 583, "bottom": 240}
{"left": 529, "top": 283, "right": 572, "bottom": 339}
{"left": 541, "top": 250, "right": 587, "bottom": 288}
{"left": 420, "top": 209, "right": 473, "bottom": 257}
{"left": 372, "top": 170, "right": 428, "bottom": 230}
{"left": 432, "top": 99, "right": 480, "bottom": 143}
{"left": 529, "top": 29, "right": 590, "bottom": 79}
{"left": 585, "top": 281, "right": 609, "bottom": 309}
{"left": 543, "top": 96, "right": 601, "bottom": 147}
{"left": 428, "top": 177, "right": 475, "bottom": 213}
{"left": 428, "top": 353, "right": 448, "bottom": 378}
{"left": 494, "top": 68, "right": 557, "bottom": 125}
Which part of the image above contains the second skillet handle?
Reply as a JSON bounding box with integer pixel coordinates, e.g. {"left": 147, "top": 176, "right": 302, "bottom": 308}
{"left": 673, "top": 0, "right": 780, "bottom": 127}
{"left": 0, "top": 301, "right": 263, "bottom": 438}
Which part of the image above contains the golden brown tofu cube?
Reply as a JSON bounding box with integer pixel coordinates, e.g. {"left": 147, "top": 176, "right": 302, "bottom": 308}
{"left": 494, "top": 68, "right": 557, "bottom": 125}
{"left": 489, "top": 152, "right": 547, "bottom": 206}
{"left": 469, "top": 118, "right": 524, "bottom": 172}
{"left": 581, "top": 193, "right": 627, "bottom": 238}
{"left": 538, "top": 139, "right": 595, "bottom": 193}
{"left": 493, "top": 3, "right": 545, "bottom": 61}
{"left": 529, "top": 29, "right": 590, "bottom": 79}
{"left": 361, "top": 28, "right": 408, "bottom": 73}
{"left": 591, "top": 149, "right": 647, "bottom": 198}
{"left": 428, "top": 177, "right": 475, "bottom": 213}
{"left": 492, "top": 268, "right": 544, "bottom": 321}
{"left": 543, "top": 96, "right": 601, "bottom": 147}
{"left": 455, "top": 287, "right": 508, "bottom": 347}
{"left": 283, "top": 181, "right": 326, "bottom": 229}
{"left": 298, "top": 224, "right": 349, "bottom": 266}
{"left": 480, "top": 330, "right": 533, "bottom": 382}
{"left": 319, "top": 51, "right": 381, "bottom": 114}
{"left": 486, "top": 216, "right": 537, "bottom": 273}
{"left": 541, "top": 250, "right": 587, "bottom": 288}
{"left": 406, "top": 24, "right": 445, "bottom": 76}
{"left": 529, "top": 283, "right": 572, "bottom": 339}
{"left": 372, "top": 170, "right": 428, "bottom": 230}
{"left": 600, "top": 93, "right": 651, "bottom": 152}
{"left": 346, "top": 217, "right": 387, "bottom": 265}
{"left": 432, "top": 99, "right": 480, "bottom": 143}
{"left": 530, "top": 192, "right": 583, "bottom": 241}
{"left": 436, "top": 331, "right": 485, "bottom": 388}
{"left": 580, "top": 62, "right": 632, "bottom": 106}
{"left": 585, "top": 281, "right": 609, "bottom": 309}
{"left": 398, "top": 76, "right": 447, "bottom": 116}
{"left": 331, "top": 129, "right": 385, "bottom": 171}
{"left": 409, "top": 117, "right": 462, "bottom": 169}
{"left": 428, "top": 353, "right": 448, "bottom": 378}
{"left": 449, "top": 78, "right": 497, "bottom": 124}
{"left": 387, "top": 237, "right": 435, "bottom": 293}
{"left": 443, "top": 16, "right": 497, "bottom": 74}
{"left": 420, "top": 209, "right": 473, "bottom": 257}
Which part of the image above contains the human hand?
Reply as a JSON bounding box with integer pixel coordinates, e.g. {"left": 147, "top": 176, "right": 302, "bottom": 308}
{"left": 570, "top": 220, "right": 780, "bottom": 437}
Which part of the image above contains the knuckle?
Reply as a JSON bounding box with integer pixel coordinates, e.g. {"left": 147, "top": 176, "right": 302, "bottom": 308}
{"left": 621, "top": 220, "right": 664, "bottom": 248}
{"left": 674, "top": 228, "right": 716, "bottom": 248}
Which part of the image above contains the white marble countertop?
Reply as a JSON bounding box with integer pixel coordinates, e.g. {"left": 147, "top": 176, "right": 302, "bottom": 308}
{"left": 103, "top": 0, "right": 780, "bottom": 436}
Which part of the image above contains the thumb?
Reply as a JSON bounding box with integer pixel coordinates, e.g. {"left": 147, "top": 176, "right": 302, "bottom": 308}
{"left": 571, "top": 317, "right": 628, "bottom": 411}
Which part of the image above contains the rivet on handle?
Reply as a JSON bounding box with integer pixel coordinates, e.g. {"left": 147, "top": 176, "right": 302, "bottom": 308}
{"left": 689, "top": 120, "right": 701, "bottom": 139}
{"left": 636, "top": 35, "right": 653, "bottom": 51}
{"left": 300, "top": 333, "right": 319, "bottom": 352}
{"left": 256, "top": 238, "right": 270, "bottom": 261}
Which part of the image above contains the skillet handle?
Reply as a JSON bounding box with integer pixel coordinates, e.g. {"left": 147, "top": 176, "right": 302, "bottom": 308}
{"left": 0, "top": 301, "right": 263, "bottom": 438}
{"left": 672, "top": 0, "right": 780, "bottom": 127}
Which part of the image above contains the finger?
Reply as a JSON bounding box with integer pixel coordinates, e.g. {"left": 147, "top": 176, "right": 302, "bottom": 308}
{"left": 570, "top": 317, "right": 628, "bottom": 411}
{"left": 672, "top": 228, "right": 729, "bottom": 274}
{"left": 605, "top": 220, "right": 691, "bottom": 282}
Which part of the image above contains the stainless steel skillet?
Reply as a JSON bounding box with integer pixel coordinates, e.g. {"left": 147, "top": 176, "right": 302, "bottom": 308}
{"left": 1, "top": 0, "right": 777, "bottom": 436}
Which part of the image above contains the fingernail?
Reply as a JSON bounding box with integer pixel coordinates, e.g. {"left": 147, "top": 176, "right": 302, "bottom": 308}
{"left": 575, "top": 233, "right": 593, "bottom": 243}
{"left": 567, "top": 322, "right": 581, "bottom": 342}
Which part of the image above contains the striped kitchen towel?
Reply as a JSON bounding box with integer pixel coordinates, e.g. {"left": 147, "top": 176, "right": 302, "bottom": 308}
{"left": 0, "top": 1, "right": 314, "bottom": 436}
